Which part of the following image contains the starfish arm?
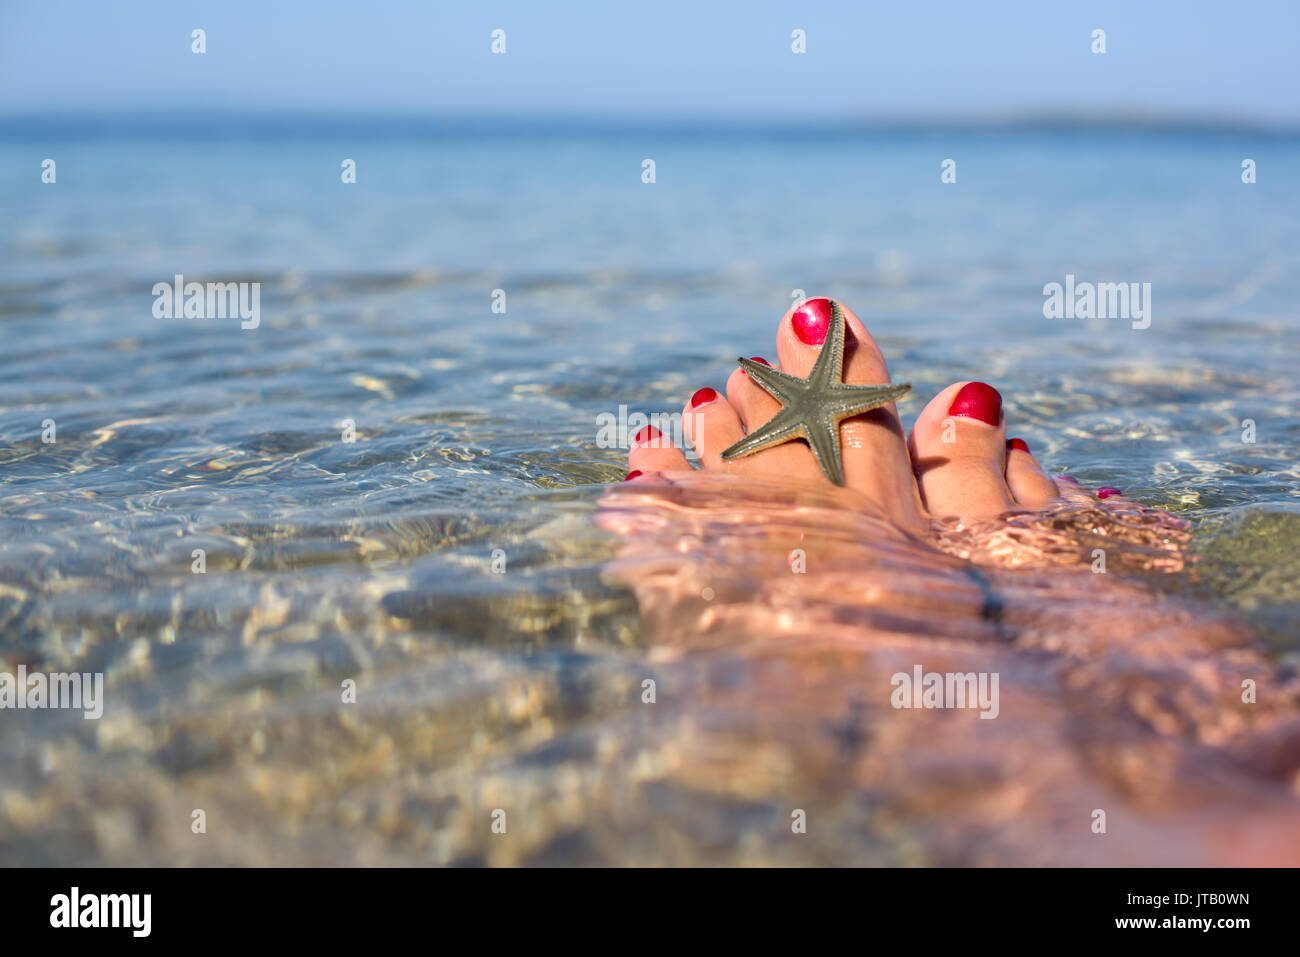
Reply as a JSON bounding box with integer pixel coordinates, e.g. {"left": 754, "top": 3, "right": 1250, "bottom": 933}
{"left": 719, "top": 409, "right": 806, "bottom": 461}
{"left": 736, "top": 358, "right": 807, "bottom": 405}
{"left": 804, "top": 411, "right": 845, "bottom": 485}
{"left": 828, "top": 382, "right": 913, "bottom": 417}
{"left": 807, "top": 300, "right": 848, "bottom": 390}
{"left": 716, "top": 301, "right": 911, "bottom": 487}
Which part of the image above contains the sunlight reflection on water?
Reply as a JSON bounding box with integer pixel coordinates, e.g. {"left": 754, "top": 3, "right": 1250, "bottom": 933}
{"left": 1, "top": 130, "right": 1298, "bottom": 864}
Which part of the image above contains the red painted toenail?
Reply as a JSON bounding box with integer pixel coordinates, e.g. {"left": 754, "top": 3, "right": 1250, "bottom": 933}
{"left": 624, "top": 470, "right": 643, "bottom": 481}
{"left": 1096, "top": 486, "right": 1121, "bottom": 499}
{"left": 1058, "top": 474, "right": 1079, "bottom": 484}
{"left": 947, "top": 381, "right": 1002, "bottom": 426}
{"left": 1007, "top": 437, "right": 1030, "bottom": 454}
{"left": 632, "top": 425, "right": 661, "bottom": 446}
{"left": 791, "top": 297, "right": 833, "bottom": 346}
{"left": 740, "top": 356, "right": 770, "bottom": 375}
{"left": 690, "top": 387, "right": 718, "bottom": 409}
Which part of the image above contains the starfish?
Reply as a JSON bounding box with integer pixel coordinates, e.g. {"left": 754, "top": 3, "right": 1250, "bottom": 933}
{"left": 720, "top": 300, "right": 911, "bottom": 486}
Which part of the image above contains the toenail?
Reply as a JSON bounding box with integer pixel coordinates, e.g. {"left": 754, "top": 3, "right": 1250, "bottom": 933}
{"left": 1096, "top": 486, "right": 1121, "bottom": 499}
{"left": 690, "top": 387, "right": 719, "bottom": 409}
{"left": 633, "top": 425, "right": 661, "bottom": 446}
{"left": 741, "top": 356, "right": 770, "bottom": 375}
{"left": 624, "top": 470, "right": 643, "bottom": 481}
{"left": 792, "top": 297, "right": 833, "bottom": 346}
{"left": 1058, "top": 474, "right": 1079, "bottom": 484}
{"left": 1007, "top": 437, "right": 1030, "bottom": 454}
{"left": 947, "top": 381, "right": 1002, "bottom": 426}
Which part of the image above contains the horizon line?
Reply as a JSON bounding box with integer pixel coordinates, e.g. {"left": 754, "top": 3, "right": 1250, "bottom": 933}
{"left": 4, "top": 108, "right": 1299, "bottom": 138}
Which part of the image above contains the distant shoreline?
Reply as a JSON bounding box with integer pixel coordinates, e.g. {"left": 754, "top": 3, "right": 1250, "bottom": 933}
{"left": 4, "top": 111, "right": 1299, "bottom": 141}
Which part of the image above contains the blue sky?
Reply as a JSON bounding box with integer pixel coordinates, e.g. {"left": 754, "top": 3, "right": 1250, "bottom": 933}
{"left": 2, "top": 0, "right": 1298, "bottom": 122}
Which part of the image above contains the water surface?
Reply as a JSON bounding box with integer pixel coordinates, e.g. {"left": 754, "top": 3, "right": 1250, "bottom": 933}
{"left": 1, "top": 125, "right": 1298, "bottom": 864}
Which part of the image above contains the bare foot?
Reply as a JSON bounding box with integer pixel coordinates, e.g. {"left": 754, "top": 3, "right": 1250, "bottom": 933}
{"left": 598, "top": 297, "right": 1300, "bottom": 866}
{"left": 622, "top": 296, "right": 1177, "bottom": 563}
{"left": 627, "top": 297, "right": 927, "bottom": 531}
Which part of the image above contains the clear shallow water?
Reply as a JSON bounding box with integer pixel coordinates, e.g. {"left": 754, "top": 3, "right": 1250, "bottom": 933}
{"left": 1, "top": 127, "right": 1299, "bottom": 865}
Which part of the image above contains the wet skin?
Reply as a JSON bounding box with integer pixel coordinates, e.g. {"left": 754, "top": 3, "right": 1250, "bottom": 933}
{"left": 600, "top": 296, "right": 1300, "bottom": 866}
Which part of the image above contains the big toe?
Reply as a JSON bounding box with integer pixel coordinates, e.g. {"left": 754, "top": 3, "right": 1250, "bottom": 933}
{"left": 908, "top": 381, "right": 1016, "bottom": 524}
{"left": 767, "top": 296, "right": 925, "bottom": 527}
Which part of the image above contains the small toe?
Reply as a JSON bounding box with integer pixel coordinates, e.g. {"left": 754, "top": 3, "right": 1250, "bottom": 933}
{"left": 1053, "top": 474, "right": 1095, "bottom": 503}
{"left": 1094, "top": 484, "right": 1133, "bottom": 506}
{"left": 725, "top": 358, "right": 782, "bottom": 433}
{"left": 681, "top": 387, "right": 747, "bottom": 469}
{"left": 628, "top": 425, "right": 690, "bottom": 473}
{"left": 1004, "top": 438, "right": 1060, "bottom": 507}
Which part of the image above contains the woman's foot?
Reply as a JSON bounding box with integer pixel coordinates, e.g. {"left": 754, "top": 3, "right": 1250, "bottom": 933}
{"left": 597, "top": 298, "right": 1300, "bottom": 865}
{"left": 626, "top": 296, "right": 1124, "bottom": 535}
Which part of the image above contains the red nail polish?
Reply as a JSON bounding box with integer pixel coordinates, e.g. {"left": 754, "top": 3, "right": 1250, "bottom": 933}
{"left": 624, "top": 470, "right": 643, "bottom": 481}
{"left": 1096, "top": 486, "right": 1121, "bottom": 499}
{"left": 791, "top": 297, "right": 833, "bottom": 346}
{"left": 1058, "top": 474, "right": 1079, "bottom": 484}
{"left": 1006, "top": 438, "right": 1030, "bottom": 454}
{"left": 633, "top": 425, "right": 661, "bottom": 446}
{"left": 947, "top": 381, "right": 1002, "bottom": 426}
{"left": 690, "top": 387, "right": 718, "bottom": 409}
{"left": 749, "top": 356, "right": 770, "bottom": 366}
